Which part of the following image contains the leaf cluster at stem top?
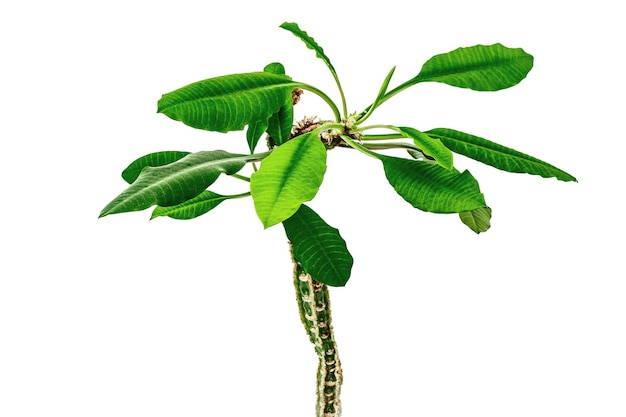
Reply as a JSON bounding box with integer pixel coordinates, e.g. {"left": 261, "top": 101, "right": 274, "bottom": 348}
{"left": 99, "top": 22, "right": 576, "bottom": 286}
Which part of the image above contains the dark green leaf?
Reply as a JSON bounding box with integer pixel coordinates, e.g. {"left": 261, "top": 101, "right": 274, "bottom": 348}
{"left": 284, "top": 204, "right": 353, "bottom": 287}
{"left": 427, "top": 128, "right": 577, "bottom": 182}
{"left": 250, "top": 131, "right": 327, "bottom": 228}
{"left": 380, "top": 155, "right": 486, "bottom": 213}
{"left": 413, "top": 43, "right": 533, "bottom": 91}
{"left": 100, "top": 151, "right": 247, "bottom": 218}
{"left": 150, "top": 190, "right": 233, "bottom": 220}
{"left": 157, "top": 72, "right": 296, "bottom": 133}
{"left": 459, "top": 207, "right": 492, "bottom": 233}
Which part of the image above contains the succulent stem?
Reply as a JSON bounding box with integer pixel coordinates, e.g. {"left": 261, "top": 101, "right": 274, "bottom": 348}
{"left": 292, "top": 246, "right": 343, "bottom": 417}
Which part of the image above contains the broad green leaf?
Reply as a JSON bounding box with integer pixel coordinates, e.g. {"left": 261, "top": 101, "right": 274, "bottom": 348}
{"left": 412, "top": 44, "right": 533, "bottom": 91}
{"left": 122, "top": 151, "right": 190, "bottom": 184}
{"left": 380, "top": 155, "right": 486, "bottom": 213}
{"left": 459, "top": 207, "right": 492, "bottom": 234}
{"left": 250, "top": 131, "right": 327, "bottom": 228}
{"left": 283, "top": 204, "right": 353, "bottom": 287}
{"left": 100, "top": 151, "right": 246, "bottom": 218}
{"left": 150, "top": 190, "right": 233, "bottom": 220}
{"left": 396, "top": 126, "right": 454, "bottom": 170}
{"left": 157, "top": 72, "right": 296, "bottom": 133}
{"left": 427, "top": 128, "right": 577, "bottom": 182}
{"left": 280, "top": 22, "right": 337, "bottom": 77}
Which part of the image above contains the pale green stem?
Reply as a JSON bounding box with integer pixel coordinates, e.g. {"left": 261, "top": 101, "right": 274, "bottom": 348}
{"left": 297, "top": 83, "right": 342, "bottom": 122}
{"left": 229, "top": 173, "right": 250, "bottom": 182}
{"left": 340, "top": 135, "right": 381, "bottom": 159}
{"left": 362, "top": 142, "right": 421, "bottom": 152}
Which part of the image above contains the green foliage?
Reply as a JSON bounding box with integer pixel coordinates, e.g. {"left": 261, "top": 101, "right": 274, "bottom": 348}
{"left": 100, "top": 22, "right": 575, "bottom": 286}
{"left": 150, "top": 190, "right": 246, "bottom": 220}
{"left": 395, "top": 126, "right": 454, "bottom": 170}
{"left": 99, "top": 151, "right": 248, "bottom": 218}
{"left": 459, "top": 207, "right": 493, "bottom": 234}
{"left": 380, "top": 155, "right": 486, "bottom": 213}
{"left": 284, "top": 204, "right": 353, "bottom": 287}
{"left": 412, "top": 43, "right": 534, "bottom": 91}
{"left": 250, "top": 131, "right": 327, "bottom": 228}
{"left": 157, "top": 72, "right": 295, "bottom": 133}
{"left": 427, "top": 128, "right": 577, "bottom": 181}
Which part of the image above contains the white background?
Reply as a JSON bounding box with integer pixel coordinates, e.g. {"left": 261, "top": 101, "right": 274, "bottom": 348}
{"left": 1, "top": 1, "right": 624, "bottom": 416}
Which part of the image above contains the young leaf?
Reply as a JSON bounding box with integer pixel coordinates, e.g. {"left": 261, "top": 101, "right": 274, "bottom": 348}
{"left": 100, "top": 151, "right": 247, "bottom": 218}
{"left": 358, "top": 66, "right": 396, "bottom": 123}
{"left": 283, "top": 204, "right": 353, "bottom": 287}
{"left": 280, "top": 22, "right": 347, "bottom": 117}
{"left": 426, "top": 128, "right": 577, "bottom": 182}
{"left": 414, "top": 43, "right": 533, "bottom": 91}
{"left": 380, "top": 155, "right": 486, "bottom": 213}
{"left": 395, "top": 126, "right": 454, "bottom": 170}
{"left": 459, "top": 207, "right": 492, "bottom": 234}
{"left": 250, "top": 131, "right": 327, "bottom": 228}
{"left": 122, "top": 151, "right": 190, "bottom": 184}
{"left": 150, "top": 190, "right": 236, "bottom": 220}
{"left": 157, "top": 72, "right": 296, "bottom": 133}
{"left": 280, "top": 22, "right": 337, "bottom": 79}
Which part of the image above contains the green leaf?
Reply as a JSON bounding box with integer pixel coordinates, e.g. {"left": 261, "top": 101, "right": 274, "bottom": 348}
{"left": 267, "top": 103, "right": 293, "bottom": 147}
{"left": 121, "top": 151, "right": 190, "bottom": 184}
{"left": 426, "top": 128, "right": 577, "bottom": 182}
{"left": 412, "top": 43, "right": 533, "bottom": 91}
{"left": 283, "top": 204, "right": 353, "bottom": 287}
{"left": 246, "top": 119, "right": 268, "bottom": 153}
{"left": 157, "top": 72, "right": 296, "bottom": 133}
{"left": 396, "top": 126, "right": 454, "bottom": 170}
{"left": 280, "top": 22, "right": 347, "bottom": 117}
{"left": 380, "top": 155, "right": 486, "bottom": 213}
{"left": 459, "top": 207, "right": 492, "bottom": 234}
{"left": 263, "top": 62, "right": 286, "bottom": 75}
{"left": 280, "top": 22, "right": 337, "bottom": 77}
{"left": 247, "top": 63, "right": 294, "bottom": 151}
{"left": 250, "top": 131, "right": 327, "bottom": 228}
{"left": 150, "top": 190, "right": 234, "bottom": 220}
{"left": 100, "top": 151, "right": 247, "bottom": 218}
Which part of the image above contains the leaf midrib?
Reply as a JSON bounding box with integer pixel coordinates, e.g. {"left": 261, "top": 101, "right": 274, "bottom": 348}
{"left": 160, "top": 81, "right": 300, "bottom": 111}
{"left": 416, "top": 55, "right": 530, "bottom": 82}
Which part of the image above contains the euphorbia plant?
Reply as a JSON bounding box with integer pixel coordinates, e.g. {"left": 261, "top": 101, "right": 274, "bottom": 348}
{"left": 99, "top": 22, "right": 576, "bottom": 416}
